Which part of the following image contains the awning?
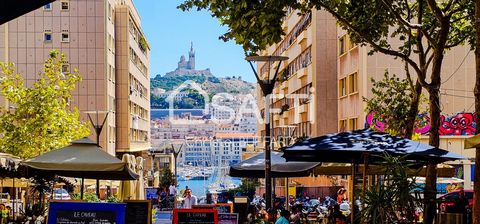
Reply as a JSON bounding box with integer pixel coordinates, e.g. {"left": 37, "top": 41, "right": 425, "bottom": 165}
{"left": 229, "top": 151, "right": 320, "bottom": 178}
{"left": 23, "top": 138, "right": 138, "bottom": 180}
{"left": 282, "top": 129, "right": 464, "bottom": 164}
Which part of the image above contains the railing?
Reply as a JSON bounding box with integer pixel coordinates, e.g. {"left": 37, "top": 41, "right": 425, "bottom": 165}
{"left": 260, "top": 13, "right": 312, "bottom": 75}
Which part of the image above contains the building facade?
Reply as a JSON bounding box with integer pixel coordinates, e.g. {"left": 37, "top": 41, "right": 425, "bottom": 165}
{"left": 256, "top": 9, "right": 338, "bottom": 144}
{"left": 336, "top": 29, "right": 477, "bottom": 189}
{"left": 0, "top": 0, "right": 150, "bottom": 155}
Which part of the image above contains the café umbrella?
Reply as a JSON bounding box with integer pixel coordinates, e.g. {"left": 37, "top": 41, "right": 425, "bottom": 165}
{"left": 23, "top": 138, "right": 138, "bottom": 180}
{"left": 282, "top": 128, "right": 465, "bottom": 223}
{"left": 229, "top": 151, "right": 320, "bottom": 178}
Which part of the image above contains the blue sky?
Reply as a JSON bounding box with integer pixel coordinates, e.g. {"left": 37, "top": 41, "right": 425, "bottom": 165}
{"left": 135, "top": 0, "right": 255, "bottom": 82}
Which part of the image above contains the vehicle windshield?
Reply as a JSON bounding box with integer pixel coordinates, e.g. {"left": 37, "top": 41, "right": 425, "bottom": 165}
{"left": 54, "top": 189, "right": 68, "bottom": 194}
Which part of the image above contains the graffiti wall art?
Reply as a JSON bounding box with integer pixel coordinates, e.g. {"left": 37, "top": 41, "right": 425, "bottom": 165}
{"left": 365, "top": 112, "right": 477, "bottom": 136}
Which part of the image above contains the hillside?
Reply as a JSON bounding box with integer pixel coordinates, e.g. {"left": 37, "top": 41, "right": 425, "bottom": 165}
{"left": 150, "top": 74, "right": 255, "bottom": 109}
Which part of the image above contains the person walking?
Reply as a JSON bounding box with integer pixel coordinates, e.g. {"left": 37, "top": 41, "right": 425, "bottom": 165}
{"left": 169, "top": 183, "right": 177, "bottom": 197}
{"left": 183, "top": 189, "right": 197, "bottom": 209}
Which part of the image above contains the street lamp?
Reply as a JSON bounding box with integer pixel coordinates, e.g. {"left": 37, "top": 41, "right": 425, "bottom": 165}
{"left": 170, "top": 142, "right": 184, "bottom": 184}
{"left": 246, "top": 55, "right": 288, "bottom": 209}
{"left": 85, "top": 110, "right": 111, "bottom": 199}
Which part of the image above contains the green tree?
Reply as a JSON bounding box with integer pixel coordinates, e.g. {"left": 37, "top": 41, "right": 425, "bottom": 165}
{"left": 179, "top": 1, "right": 474, "bottom": 222}
{"left": 159, "top": 167, "right": 175, "bottom": 188}
{"left": 364, "top": 72, "right": 426, "bottom": 138}
{"left": 0, "top": 50, "right": 90, "bottom": 159}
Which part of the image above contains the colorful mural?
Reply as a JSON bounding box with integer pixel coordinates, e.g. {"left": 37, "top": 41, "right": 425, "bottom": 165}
{"left": 365, "top": 112, "right": 477, "bottom": 136}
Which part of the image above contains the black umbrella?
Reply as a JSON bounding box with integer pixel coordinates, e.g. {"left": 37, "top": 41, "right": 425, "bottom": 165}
{"left": 229, "top": 151, "right": 320, "bottom": 178}
{"left": 282, "top": 128, "right": 464, "bottom": 164}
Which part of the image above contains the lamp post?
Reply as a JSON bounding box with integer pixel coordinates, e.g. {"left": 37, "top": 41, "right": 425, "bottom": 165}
{"left": 171, "top": 142, "right": 184, "bottom": 185}
{"left": 246, "top": 55, "right": 288, "bottom": 209}
{"left": 85, "top": 110, "right": 110, "bottom": 199}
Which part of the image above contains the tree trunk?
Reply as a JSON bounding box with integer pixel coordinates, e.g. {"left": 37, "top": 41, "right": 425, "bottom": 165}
{"left": 404, "top": 81, "right": 422, "bottom": 139}
{"left": 423, "top": 86, "right": 440, "bottom": 224}
{"left": 473, "top": 1, "right": 480, "bottom": 223}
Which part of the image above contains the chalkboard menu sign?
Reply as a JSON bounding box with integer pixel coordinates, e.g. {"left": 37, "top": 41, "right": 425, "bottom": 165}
{"left": 173, "top": 208, "right": 218, "bottom": 224}
{"left": 124, "top": 200, "right": 152, "bottom": 224}
{"left": 48, "top": 202, "right": 126, "bottom": 224}
{"left": 218, "top": 213, "right": 238, "bottom": 224}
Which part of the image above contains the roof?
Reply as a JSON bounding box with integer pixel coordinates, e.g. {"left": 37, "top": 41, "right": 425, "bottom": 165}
{"left": 215, "top": 132, "right": 257, "bottom": 139}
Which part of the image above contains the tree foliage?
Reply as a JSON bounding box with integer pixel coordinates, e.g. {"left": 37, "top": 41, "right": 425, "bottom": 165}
{"left": 0, "top": 50, "right": 90, "bottom": 159}
{"left": 364, "top": 72, "right": 426, "bottom": 138}
{"left": 179, "top": 1, "right": 476, "bottom": 222}
{"left": 159, "top": 167, "right": 175, "bottom": 188}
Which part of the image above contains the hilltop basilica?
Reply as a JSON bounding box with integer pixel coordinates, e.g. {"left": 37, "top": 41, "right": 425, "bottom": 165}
{"left": 165, "top": 43, "right": 212, "bottom": 77}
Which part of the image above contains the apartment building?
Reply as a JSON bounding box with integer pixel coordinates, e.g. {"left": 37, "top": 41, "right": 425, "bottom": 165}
{"left": 255, "top": 9, "right": 339, "bottom": 190}
{"left": 256, "top": 9, "right": 338, "bottom": 143}
{"left": 0, "top": 0, "right": 150, "bottom": 155}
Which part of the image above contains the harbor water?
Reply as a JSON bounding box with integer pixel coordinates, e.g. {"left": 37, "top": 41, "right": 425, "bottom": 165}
{"left": 177, "top": 176, "right": 241, "bottom": 198}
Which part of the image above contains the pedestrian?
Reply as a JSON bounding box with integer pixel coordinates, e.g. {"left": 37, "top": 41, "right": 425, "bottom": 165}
{"left": 337, "top": 188, "right": 346, "bottom": 204}
{"left": 183, "top": 189, "right": 197, "bottom": 209}
{"left": 275, "top": 209, "right": 290, "bottom": 224}
{"left": 169, "top": 183, "right": 177, "bottom": 197}
{"left": 452, "top": 188, "right": 469, "bottom": 223}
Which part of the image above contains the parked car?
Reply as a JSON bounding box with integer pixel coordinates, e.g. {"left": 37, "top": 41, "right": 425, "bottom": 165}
{"left": 438, "top": 190, "right": 473, "bottom": 212}
{"left": 52, "top": 188, "right": 71, "bottom": 200}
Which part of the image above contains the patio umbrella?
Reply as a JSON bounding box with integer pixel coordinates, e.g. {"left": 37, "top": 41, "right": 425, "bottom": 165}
{"left": 312, "top": 163, "right": 455, "bottom": 177}
{"left": 282, "top": 128, "right": 464, "bottom": 164}
{"left": 23, "top": 138, "right": 138, "bottom": 180}
{"left": 282, "top": 128, "right": 465, "bottom": 224}
{"left": 135, "top": 157, "right": 145, "bottom": 200}
{"left": 229, "top": 151, "right": 320, "bottom": 178}
{"left": 118, "top": 154, "right": 137, "bottom": 201}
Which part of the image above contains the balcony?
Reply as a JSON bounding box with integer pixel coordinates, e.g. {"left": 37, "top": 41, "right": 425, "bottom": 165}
{"left": 296, "top": 67, "right": 306, "bottom": 79}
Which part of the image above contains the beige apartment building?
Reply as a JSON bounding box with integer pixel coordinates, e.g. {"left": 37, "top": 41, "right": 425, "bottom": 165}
{"left": 256, "top": 9, "right": 339, "bottom": 189}
{"left": 256, "top": 9, "right": 338, "bottom": 142}
{"left": 336, "top": 31, "right": 476, "bottom": 188}
{"left": 0, "top": 0, "right": 151, "bottom": 156}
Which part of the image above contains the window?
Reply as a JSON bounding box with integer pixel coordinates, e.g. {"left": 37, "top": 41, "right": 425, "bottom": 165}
{"left": 339, "top": 77, "right": 347, "bottom": 97}
{"left": 339, "top": 119, "right": 347, "bottom": 132}
{"left": 339, "top": 36, "right": 346, "bottom": 55}
{"left": 349, "top": 118, "right": 358, "bottom": 131}
{"left": 61, "top": 64, "right": 69, "bottom": 73}
{"left": 348, "top": 72, "right": 358, "bottom": 94}
{"left": 61, "top": 32, "right": 69, "bottom": 42}
{"left": 44, "top": 32, "right": 52, "bottom": 42}
{"left": 44, "top": 3, "right": 52, "bottom": 10}
{"left": 61, "top": 1, "right": 69, "bottom": 10}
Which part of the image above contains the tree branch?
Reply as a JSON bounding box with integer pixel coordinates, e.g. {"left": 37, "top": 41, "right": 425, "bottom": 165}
{"left": 445, "top": 35, "right": 468, "bottom": 48}
{"left": 381, "top": 0, "right": 423, "bottom": 29}
{"left": 426, "top": 0, "right": 446, "bottom": 22}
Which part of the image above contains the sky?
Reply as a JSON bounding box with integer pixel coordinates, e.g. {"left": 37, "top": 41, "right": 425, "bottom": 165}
{"left": 135, "top": 0, "right": 255, "bottom": 82}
